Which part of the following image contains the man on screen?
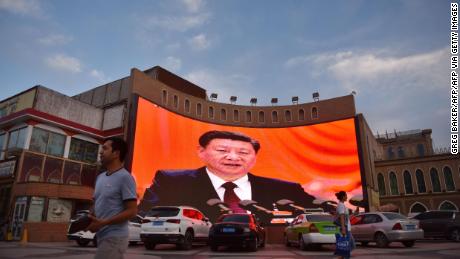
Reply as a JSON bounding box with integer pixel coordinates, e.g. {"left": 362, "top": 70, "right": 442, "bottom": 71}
{"left": 138, "top": 130, "right": 316, "bottom": 222}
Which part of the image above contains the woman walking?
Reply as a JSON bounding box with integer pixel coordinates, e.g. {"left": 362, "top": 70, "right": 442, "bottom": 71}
{"left": 334, "top": 191, "right": 354, "bottom": 259}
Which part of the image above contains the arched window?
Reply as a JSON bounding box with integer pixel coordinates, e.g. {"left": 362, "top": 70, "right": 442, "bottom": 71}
{"left": 233, "top": 110, "right": 239, "bottom": 121}
{"left": 389, "top": 172, "right": 399, "bottom": 195}
{"left": 285, "top": 110, "right": 292, "bottom": 122}
{"left": 443, "top": 166, "right": 456, "bottom": 191}
{"left": 298, "top": 109, "right": 305, "bottom": 120}
{"left": 377, "top": 173, "right": 386, "bottom": 196}
{"left": 162, "top": 90, "right": 167, "bottom": 104}
{"left": 208, "top": 106, "right": 214, "bottom": 119}
{"left": 397, "top": 146, "right": 405, "bottom": 158}
{"left": 417, "top": 144, "right": 425, "bottom": 156}
{"left": 439, "top": 201, "right": 458, "bottom": 211}
{"left": 403, "top": 170, "right": 413, "bottom": 194}
{"left": 220, "top": 109, "right": 227, "bottom": 121}
{"left": 184, "top": 99, "right": 190, "bottom": 113}
{"left": 430, "top": 168, "right": 441, "bottom": 192}
{"left": 173, "top": 95, "right": 178, "bottom": 108}
{"left": 416, "top": 169, "right": 426, "bottom": 193}
{"left": 272, "top": 111, "right": 278, "bottom": 123}
{"left": 196, "top": 103, "right": 202, "bottom": 116}
{"left": 258, "top": 111, "right": 265, "bottom": 123}
{"left": 410, "top": 202, "right": 428, "bottom": 214}
{"left": 311, "top": 107, "right": 318, "bottom": 119}
{"left": 387, "top": 147, "right": 395, "bottom": 159}
{"left": 246, "top": 111, "right": 252, "bottom": 122}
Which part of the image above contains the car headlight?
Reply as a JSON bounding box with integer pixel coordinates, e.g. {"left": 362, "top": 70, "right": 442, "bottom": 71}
{"left": 243, "top": 227, "right": 250, "bottom": 233}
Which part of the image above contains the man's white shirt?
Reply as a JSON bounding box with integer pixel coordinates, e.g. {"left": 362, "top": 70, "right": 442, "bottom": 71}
{"left": 206, "top": 167, "right": 252, "bottom": 201}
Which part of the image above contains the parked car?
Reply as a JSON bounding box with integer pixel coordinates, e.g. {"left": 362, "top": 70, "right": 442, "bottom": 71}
{"left": 411, "top": 211, "right": 460, "bottom": 242}
{"left": 208, "top": 213, "right": 265, "bottom": 252}
{"left": 350, "top": 212, "right": 423, "bottom": 248}
{"left": 67, "top": 211, "right": 143, "bottom": 247}
{"left": 140, "top": 206, "right": 211, "bottom": 250}
{"left": 284, "top": 212, "right": 337, "bottom": 250}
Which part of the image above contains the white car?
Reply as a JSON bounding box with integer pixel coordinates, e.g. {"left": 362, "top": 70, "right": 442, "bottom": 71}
{"left": 67, "top": 212, "right": 143, "bottom": 247}
{"left": 141, "top": 206, "right": 212, "bottom": 250}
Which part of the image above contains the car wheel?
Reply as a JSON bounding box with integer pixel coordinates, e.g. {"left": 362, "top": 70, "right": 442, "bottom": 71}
{"left": 144, "top": 241, "right": 156, "bottom": 250}
{"left": 361, "top": 241, "right": 369, "bottom": 246}
{"left": 284, "top": 235, "right": 291, "bottom": 247}
{"left": 375, "top": 232, "right": 389, "bottom": 248}
{"left": 178, "top": 230, "right": 193, "bottom": 250}
{"left": 247, "top": 237, "right": 258, "bottom": 252}
{"left": 402, "top": 240, "right": 415, "bottom": 247}
{"left": 76, "top": 239, "right": 90, "bottom": 247}
{"left": 449, "top": 228, "right": 460, "bottom": 242}
{"left": 210, "top": 243, "right": 219, "bottom": 251}
{"left": 93, "top": 238, "right": 98, "bottom": 247}
{"left": 299, "top": 235, "right": 307, "bottom": 251}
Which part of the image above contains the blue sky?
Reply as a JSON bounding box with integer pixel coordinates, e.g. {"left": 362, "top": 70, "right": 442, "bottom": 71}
{"left": 0, "top": 0, "right": 454, "bottom": 148}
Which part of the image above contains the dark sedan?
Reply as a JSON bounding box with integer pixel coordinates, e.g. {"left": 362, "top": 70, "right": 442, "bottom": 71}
{"left": 208, "top": 213, "right": 266, "bottom": 252}
{"left": 412, "top": 211, "right": 460, "bottom": 242}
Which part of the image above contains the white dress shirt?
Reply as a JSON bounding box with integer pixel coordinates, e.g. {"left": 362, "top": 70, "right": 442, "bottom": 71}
{"left": 206, "top": 168, "right": 252, "bottom": 201}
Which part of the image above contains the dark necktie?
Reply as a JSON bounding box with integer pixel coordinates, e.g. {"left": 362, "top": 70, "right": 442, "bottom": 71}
{"left": 222, "top": 182, "right": 246, "bottom": 213}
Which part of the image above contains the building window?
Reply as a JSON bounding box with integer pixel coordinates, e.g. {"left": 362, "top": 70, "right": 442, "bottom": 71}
{"left": 29, "top": 127, "right": 66, "bottom": 157}
{"left": 416, "top": 169, "right": 427, "bottom": 193}
{"left": 246, "top": 111, "right": 252, "bottom": 122}
{"left": 196, "top": 103, "right": 202, "bottom": 116}
{"left": 220, "top": 109, "right": 227, "bottom": 121}
{"left": 311, "top": 107, "right": 318, "bottom": 119}
{"left": 7, "top": 127, "right": 27, "bottom": 150}
{"left": 184, "top": 99, "right": 190, "bottom": 113}
{"left": 285, "top": 110, "right": 292, "bottom": 122}
{"left": 69, "top": 138, "right": 99, "bottom": 163}
{"left": 377, "top": 173, "right": 386, "bottom": 196}
{"left": 44, "top": 157, "right": 63, "bottom": 183}
{"left": 389, "top": 171, "right": 399, "bottom": 195}
{"left": 27, "top": 197, "right": 45, "bottom": 222}
{"left": 443, "top": 166, "right": 456, "bottom": 191}
{"left": 439, "top": 201, "right": 458, "bottom": 211}
{"left": 298, "top": 109, "right": 305, "bottom": 120}
{"left": 162, "top": 90, "right": 167, "bottom": 104}
{"left": 416, "top": 144, "right": 425, "bottom": 156}
{"left": 258, "top": 111, "right": 265, "bottom": 123}
{"left": 397, "top": 146, "right": 405, "bottom": 158}
{"left": 272, "top": 111, "right": 278, "bottom": 123}
{"left": 410, "top": 202, "right": 428, "bottom": 214}
{"left": 387, "top": 147, "right": 395, "bottom": 159}
{"left": 173, "top": 95, "right": 178, "bottom": 108}
{"left": 233, "top": 110, "right": 239, "bottom": 121}
{"left": 403, "top": 170, "right": 413, "bottom": 194}
{"left": 430, "top": 168, "right": 441, "bottom": 192}
{"left": 208, "top": 106, "right": 214, "bottom": 119}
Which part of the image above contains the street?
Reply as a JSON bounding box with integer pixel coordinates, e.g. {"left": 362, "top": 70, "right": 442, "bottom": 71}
{"left": 1, "top": 240, "right": 459, "bottom": 259}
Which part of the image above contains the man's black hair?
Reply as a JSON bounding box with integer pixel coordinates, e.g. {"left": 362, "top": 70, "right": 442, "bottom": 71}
{"left": 335, "top": 191, "right": 347, "bottom": 200}
{"left": 198, "top": 130, "right": 260, "bottom": 153}
{"left": 105, "top": 137, "right": 128, "bottom": 162}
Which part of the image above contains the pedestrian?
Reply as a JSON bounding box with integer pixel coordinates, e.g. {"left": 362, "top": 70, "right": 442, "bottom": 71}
{"left": 334, "top": 190, "right": 355, "bottom": 259}
{"left": 86, "top": 137, "right": 137, "bottom": 259}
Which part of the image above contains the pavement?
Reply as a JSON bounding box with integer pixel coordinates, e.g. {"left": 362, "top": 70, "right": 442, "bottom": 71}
{"left": 0, "top": 240, "right": 459, "bottom": 258}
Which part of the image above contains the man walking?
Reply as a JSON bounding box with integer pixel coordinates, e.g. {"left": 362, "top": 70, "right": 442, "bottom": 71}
{"left": 86, "top": 137, "right": 137, "bottom": 259}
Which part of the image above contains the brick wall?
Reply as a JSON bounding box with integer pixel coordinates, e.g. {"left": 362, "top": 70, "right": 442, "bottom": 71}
{"left": 24, "top": 222, "right": 69, "bottom": 242}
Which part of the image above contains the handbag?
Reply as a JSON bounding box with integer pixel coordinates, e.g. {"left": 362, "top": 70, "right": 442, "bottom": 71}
{"left": 334, "top": 233, "right": 351, "bottom": 257}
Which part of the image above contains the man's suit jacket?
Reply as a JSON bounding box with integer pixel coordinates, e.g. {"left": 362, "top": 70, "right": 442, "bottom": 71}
{"left": 138, "top": 167, "right": 316, "bottom": 222}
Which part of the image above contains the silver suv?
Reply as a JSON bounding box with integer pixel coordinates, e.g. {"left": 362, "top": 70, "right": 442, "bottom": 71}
{"left": 141, "top": 206, "right": 212, "bottom": 250}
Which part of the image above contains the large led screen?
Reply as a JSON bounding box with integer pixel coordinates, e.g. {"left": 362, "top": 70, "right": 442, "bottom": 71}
{"left": 131, "top": 96, "right": 362, "bottom": 221}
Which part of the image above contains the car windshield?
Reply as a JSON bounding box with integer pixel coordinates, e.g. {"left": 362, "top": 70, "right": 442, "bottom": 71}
{"left": 146, "top": 207, "right": 180, "bottom": 217}
{"left": 382, "top": 213, "right": 407, "bottom": 220}
{"left": 305, "top": 214, "right": 334, "bottom": 222}
{"left": 219, "top": 214, "right": 250, "bottom": 223}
